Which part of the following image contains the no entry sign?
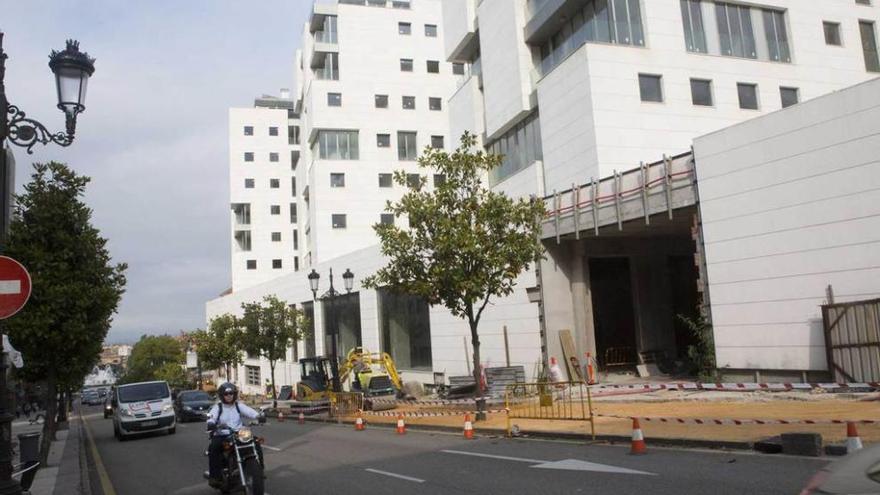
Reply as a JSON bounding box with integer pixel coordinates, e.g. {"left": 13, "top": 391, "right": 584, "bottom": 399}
{"left": 0, "top": 256, "right": 31, "bottom": 320}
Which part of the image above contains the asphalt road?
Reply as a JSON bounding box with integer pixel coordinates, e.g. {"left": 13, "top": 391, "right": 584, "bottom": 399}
{"left": 80, "top": 404, "right": 827, "bottom": 495}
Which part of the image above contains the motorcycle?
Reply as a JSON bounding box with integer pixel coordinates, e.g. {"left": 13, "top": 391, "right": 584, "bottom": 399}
{"left": 203, "top": 415, "right": 267, "bottom": 495}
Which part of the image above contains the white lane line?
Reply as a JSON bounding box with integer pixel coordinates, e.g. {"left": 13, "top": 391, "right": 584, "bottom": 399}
{"left": 441, "top": 450, "right": 656, "bottom": 475}
{"left": 440, "top": 449, "right": 544, "bottom": 463}
{"left": 365, "top": 468, "right": 425, "bottom": 483}
{"left": 263, "top": 445, "right": 282, "bottom": 451}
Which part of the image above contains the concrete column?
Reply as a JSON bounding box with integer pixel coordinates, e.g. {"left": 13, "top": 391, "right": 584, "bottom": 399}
{"left": 570, "top": 242, "right": 597, "bottom": 360}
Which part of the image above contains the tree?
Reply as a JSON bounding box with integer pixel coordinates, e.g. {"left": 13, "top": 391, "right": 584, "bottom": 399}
{"left": 239, "top": 295, "right": 307, "bottom": 407}
{"left": 195, "top": 314, "right": 244, "bottom": 384}
{"left": 363, "top": 133, "right": 545, "bottom": 417}
{"left": 4, "top": 162, "right": 127, "bottom": 462}
{"left": 124, "top": 335, "right": 184, "bottom": 384}
{"left": 155, "top": 362, "right": 189, "bottom": 390}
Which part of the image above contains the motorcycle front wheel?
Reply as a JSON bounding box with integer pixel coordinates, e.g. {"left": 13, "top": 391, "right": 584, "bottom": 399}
{"left": 242, "top": 457, "right": 264, "bottom": 495}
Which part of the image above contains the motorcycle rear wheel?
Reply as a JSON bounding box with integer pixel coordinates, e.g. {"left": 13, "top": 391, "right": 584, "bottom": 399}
{"left": 242, "top": 457, "right": 264, "bottom": 495}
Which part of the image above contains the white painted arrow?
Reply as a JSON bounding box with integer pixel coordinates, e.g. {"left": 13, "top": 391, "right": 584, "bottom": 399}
{"left": 441, "top": 450, "right": 656, "bottom": 475}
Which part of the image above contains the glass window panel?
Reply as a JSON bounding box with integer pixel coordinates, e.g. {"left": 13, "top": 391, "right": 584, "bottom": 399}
{"left": 728, "top": 5, "right": 744, "bottom": 57}
{"left": 627, "top": 0, "right": 645, "bottom": 46}
{"left": 375, "top": 94, "right": 388, "bottom": 108}
{"left": 716, "top": 5, "right": 732, "bottom": 55}
{"left": 399, "top": 22, "right": 411, "bottom": 35}
{"left": 780, "top": 86, "right": 799, "bottom": 108}
{"left": 690, "top": 79, "right": 713, "bottom": 106}
{"left": 638, "top": 74, "right": 663, "bottom": 102}
{"left": 377, "top": 134, "right": 391, "bottom": 147}
{"left": 737, "top": 83, "right": 758, "bottom": 109}
{"left": 323, "top": 292, "right": 361, "bottom": 359}
{"left": 824, "top": 22, "right": 841, "bottom": 46}
{"left": 379, "top": 289, "right": 432, "bottom": 370}
{"left": 584, "top": 2, "right": 597, "bottom": 41}
{"left": 379, "top": 173, "right": 393, "bottom": 187}
{"left": 740, "top": 6, "right": 757, "bottom": 58}
{"left": 595, "top": 0, "right": 612, "bottom": 42}
{"left": 860, "top": 21, "right": 880, "bottom": 72}
{"left": 425, "top": 24, "right": 437, "bottom": 37}
{"left": 681, "top": 0, "right": 707, "bottom": 53}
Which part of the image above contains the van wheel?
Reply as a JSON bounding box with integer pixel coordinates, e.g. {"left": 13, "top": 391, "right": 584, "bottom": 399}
{"left": 114, "top": 425, "right": 123, "bottom": 441}
{"left": 168, "top": 426, "right": 176, "bottom": 435}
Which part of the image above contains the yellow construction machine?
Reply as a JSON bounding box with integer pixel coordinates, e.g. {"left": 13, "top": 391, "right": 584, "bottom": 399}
{"left": 295, "top": 347, "right": 402, "bottom": 403}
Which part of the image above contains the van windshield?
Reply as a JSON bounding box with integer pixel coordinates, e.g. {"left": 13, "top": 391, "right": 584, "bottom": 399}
{"left": 117, "top": 382, "right": 170, "bottom": 403}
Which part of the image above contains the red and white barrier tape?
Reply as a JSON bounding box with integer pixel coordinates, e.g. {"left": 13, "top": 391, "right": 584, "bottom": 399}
{"left": 595, "top": 413, "right": 877, "bottom": 426}
{"left": 287, "top": 406, "right": 329, "bottom": 414}
{"left": 589, "top": 382, "right": 880, "bottom": 392}
{"left": 370, "top": 396, "right": 497, "bottom": 406}
{"left": 363, "top": 408, "right": 509, "bottom": 418}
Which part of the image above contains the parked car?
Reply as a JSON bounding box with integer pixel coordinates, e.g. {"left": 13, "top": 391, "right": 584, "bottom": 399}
{"left": 173, "top": 390, "right": 214, "bottom": 422}
{"left": 81, "top": 390, "right": 102, "bottom": 406}
{"left": 112, "top": 381, "right": 176, "bottom": 440}
{"left": 800, "top": 444, "right": 880, "bottom": 494}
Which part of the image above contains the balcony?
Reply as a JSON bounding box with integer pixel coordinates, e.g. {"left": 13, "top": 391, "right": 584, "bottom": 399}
{"left": 443, "top": 0, "right": 479, "bottom": 62}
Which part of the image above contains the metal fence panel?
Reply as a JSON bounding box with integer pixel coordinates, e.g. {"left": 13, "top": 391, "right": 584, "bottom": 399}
{"left": 505, "top": 382, "right": 591, "bottom": 421}
{"left": 328, "top": 392, "right": 363, "bottom": 418}
{"left": 823, "top": 298, "right": 880, "bottom": 382}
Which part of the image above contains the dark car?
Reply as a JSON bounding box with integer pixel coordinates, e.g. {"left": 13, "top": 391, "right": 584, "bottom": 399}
{"left": 174, "top": 390, "right": 214, "bottom": 422}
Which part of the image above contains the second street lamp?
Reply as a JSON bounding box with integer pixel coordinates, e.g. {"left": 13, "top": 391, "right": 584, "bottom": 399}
{"left": 307, "top": 268, "right": 353, "bottom": 393}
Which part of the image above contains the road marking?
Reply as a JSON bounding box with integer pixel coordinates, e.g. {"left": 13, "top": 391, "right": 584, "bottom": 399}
{"left": 441, "top": 449, "right": 655, "bottom": 475}
{"left": 263, "top": 445, "right": 282, "bottom": 451}
{"left": 0, "top": 280, "right": 21, "bottom": 294}
{"left": 365, "top": 468, "right": 425, "bottom": 483}
{"left": 81, "top": 411, "right": 118, "bottom": 495}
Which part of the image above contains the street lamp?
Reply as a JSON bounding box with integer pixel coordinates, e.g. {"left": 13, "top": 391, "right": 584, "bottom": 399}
{"left": 308, "top": 268, "right": 354, "bottom": 393}
{"left": 0, "top": 33, "right": 95, "bottom": 495}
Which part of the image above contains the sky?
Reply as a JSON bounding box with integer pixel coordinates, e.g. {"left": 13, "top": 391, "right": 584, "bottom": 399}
{"left": 2, "top": 1, "right": 314, "bottom": 343}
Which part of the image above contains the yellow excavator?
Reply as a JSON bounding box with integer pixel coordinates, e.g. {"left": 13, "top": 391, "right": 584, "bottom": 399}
{"left": 296, "top": 347, "right": 402, "bottom": 402}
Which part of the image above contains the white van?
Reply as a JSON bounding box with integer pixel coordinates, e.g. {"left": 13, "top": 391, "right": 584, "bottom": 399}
{"left": 112, "top": 380, "right": 176, "bottom": 440}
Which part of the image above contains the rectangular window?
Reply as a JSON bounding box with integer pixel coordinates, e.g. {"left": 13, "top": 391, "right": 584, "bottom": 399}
{"left": 638, "top": 74, "right": 663, "bottom": 102}
{"left": 233, "top": 204, "right": 251, "bottom": 225}
{"left": 328, "top": 92, "right": 342, "bottom": 107}
{"left": 610, "top": 0, "right": 645, "bottom": 45}
{"left": 430, "top": 135, "right": 444, "bottom": 149}
{"left": 270, "top": 178, "right": 280, "bottom": 188}
{"left": 426, "top": 60, "right": 440, "bottom": 73}
{"left": 244, "top": 178, "right": 254, "bottom": 189}
{"left": 375, "top": 94, "right": 388, "bottom": 108}
{"left": 235, "top": 230, "right": 251, "bottom": 252}
{"left": 377, "top": 134, "right": 391, "bottom": 148}
{"left": 330, "top": 173, "right": 345, "bottom": 187}
{"left": 315, "top": 130, "right": 360, "bottom": 160}
{"left": 289, "top": 125, "right": 301, "bottom": 145}
{"left": 332, "top": 214, "right": 347, "bottom": 229}
{"left": 780, "top": 86, "right": 799, "bottom": 108}
{"left": 856, "top": 0, "right": 872, "bottom": 4}
{"left": 315, "top": 52, "right": 339, "bottom": 80}
{"left": 400, "top": 58, "right": 413, "bottom": 72}
{"left": 402, "top": 96, "right": 416, "bottom": 109}
{"left": 380, "top": 213, "right": 395, "bottom": 226}
{"left": 269, "top": 126, "right": 279, "bottom": 136}
{"left": 824, "top": 22, "right": 842, "bottom": 46}
{"left": 399, "top": 22, "right": 411, "bottom": 35}
{"left": 270, "top": 205, "right": 281, "bottom": 215}
{"left": 289, "top": 203, "right": 297, "bottom": 223}
{"left": 486, "top": 112, "right": 543, "bottom": 186}
{"left": 397, "top": 131, "right": 417, "bottom": 161}
{"left": 434, "top": 174, "right": 446, "bottom": 187}
{"left": 243, "top": 126, "right": 253, "bottom": 136}
{"left": 294, "top": 257, "right": 299, "bottom": 271}
{"left": 716, "top": 3, "right": 757, "bottom": 59}
{"left": 271, "top": 232, "right": 281, "bottom": 242}
{"left": 291, "top": 177, "right": 297, "bottom": 196}
{"left": 379, "top": 289, "right": 432, "bottom": 370}
{"left": 452, "top": 63, "right": 465, "bottom": 75}
{"left": 690, "top": 79, "right": 713, "bottom": 106}
{"left": 680, "top": 0, "right": 707, "bottom": 53}
{"left": 246, "top": 260, "right": 257, "bottom": 270}
{"left": 861, "top": 21, "right": 880, "bottom": 72}
{"left": 269, "top": 152, "right": 279, "bottom": 162}
{"left": 379, "top": 173, "right": 393, "bottom": 188}
{"left": 763, "top": 9, "right": 790, "bottom": 62}
{"left": 322, "top": 292, "right": 362, "bottom": 359}
{"left": 244, "top": 152, "right": 254, "bottom": 162}
{"left": 406, "top": 174, "right": 421, "bottom": 188}
{"left": 272, "top": 259, "right": 282, "bottom": 269}
{"left": 425, "top": 24, "right": 437, "bottom": 37}
{"left": 428, "top": 97, "right": 442, "bottom": 111}
{"left": 293, "top": 230, "right": 299, "bottom": 250}
{"left": 737, "top": 83, "right": 758, "bottom": 110}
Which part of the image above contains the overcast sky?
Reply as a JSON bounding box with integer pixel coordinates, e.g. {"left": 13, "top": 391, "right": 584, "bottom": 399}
{"left": 2, "top": 1, "right": 314, "bottom": 343}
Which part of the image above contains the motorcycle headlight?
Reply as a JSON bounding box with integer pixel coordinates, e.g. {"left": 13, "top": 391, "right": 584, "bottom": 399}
{"left": 236, "top": 428, "right": 253, "bottom": 443}
{"left": 163, "top": 404, "right": 173, "bottom": 412}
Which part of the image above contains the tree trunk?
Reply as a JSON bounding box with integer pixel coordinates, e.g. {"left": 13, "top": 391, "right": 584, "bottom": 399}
{"left": 40, "top": 370, "right": 58, "bottom": 465}
{"left": 269, "top": 362, "right": 277, "bottom": 409}
{"left": 469, "top": 318, "right": 486, "bottom": 421}
{"left": 56, "top": 390, "right": 68, "bottom": 424}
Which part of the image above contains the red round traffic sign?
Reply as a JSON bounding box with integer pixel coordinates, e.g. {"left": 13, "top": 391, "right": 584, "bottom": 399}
{"left": 0, "top": 256, "right": 32, "bottom": 320}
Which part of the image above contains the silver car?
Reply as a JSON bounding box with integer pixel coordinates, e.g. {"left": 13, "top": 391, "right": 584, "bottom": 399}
{"left": 800, "top": 444, "right": 880, "bottom": 494}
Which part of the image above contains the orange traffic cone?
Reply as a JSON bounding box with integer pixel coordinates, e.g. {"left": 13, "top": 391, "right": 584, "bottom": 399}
{"left": 463, "top": 413, "right": 474, "bottom": 439}
{"left": 298, "top": 411, "right": 305, "bottom": 424}
{"left": 396, "top": 414, "right": 406, "bottom": 435}
{"left": 355, "top": 410, "right": 365, "bottom": 431}
{"left": 277, "top": 410, "right": 284, "bottom": 422}
{"left": 846, "top": 422, "right": 863, "bottom": 453}
{"left": 585, "top": 352, "right": 596, "bottom": 385}
{"left": 630, "top": 418, "right": 646, "bottom": 455}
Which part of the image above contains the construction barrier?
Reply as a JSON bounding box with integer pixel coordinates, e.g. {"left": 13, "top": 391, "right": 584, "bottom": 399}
{"left": 594, "top": 413, "right": 878, "bottom": 426}
{"left": 369, "top": 396, "right": 498, "bottom": 406}
{"left": 363, "top": 408, "right": 509, "bottom": 418}
{"left": 588, "top": 381, "right": 880, "bottom": 392}
{"left": 329, "top": 392, "right": 364, "bottom": 419}
{"left": 505, "top": 381, "right": 595, "bottom": 439}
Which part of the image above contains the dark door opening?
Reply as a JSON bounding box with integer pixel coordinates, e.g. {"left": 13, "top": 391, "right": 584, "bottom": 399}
{"left": 668, "top": 255, "right": 700, "bottom": 360}
{"left": 589, "top": 257, "right": 637, "bottom": 369}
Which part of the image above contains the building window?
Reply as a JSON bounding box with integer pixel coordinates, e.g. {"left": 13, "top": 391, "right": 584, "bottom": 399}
{"left": 380, "top": 213, "right": 395, "bottom": 226}
{"left": 425, "top": 24, "right": 438, "bottom": 37}
{"left": 246, "top": 365, "right": 260, "bottom": 385}
{"left": 402, "top": 96, "right": 416, "bottom": 109}
{"left": 244, "top": 126, "right": 253, "bottom": 136}
{"left": 856, "top": 0, "right": 872, "bottom": 4}
{"left": 399, "top": 22, "right": 411, "bottom": 35}
{"left": 690, "top": 79, "right": 713, "bottom": 106}
{"left": 294, "top": 257, "right": 299, "bottom": 271}
{"left": 379, "top": 289, "right": 432, "bottom": 370}
{"left": 861, "top": 21, "right": 880, "bottom": 72}
{"left": 289, "top": 125, "right": 301, "bottom": 145}
{"left": 244, "top": 178, "right": 255, "bottom": 189}
{"left": 270, "top": 178, "right": 280, "bottom": 188}
{"left": 375, "top": 94, "right": 389, "bottom": 108}
{"left": 315, "top": 52, "right": 339, "bottom": 80}
{"left": 235, "top": 230, "right": 252, "bottom": 252}
{"left": 272, "top": 232, "right": 281, "bottom": 242}
{"left": 289, "top": 203, "right": 297, "bottom": 223}
{"left": 737, "top": 83, "right": 759, "bottom": 110}
{"left": 377, "top": 134, "right": 391, "bottom": 148}
{"left": 715, "top": 3, "right": 757, "bottom": 59}
{"left": 392, "top": 0, "right": 411, "bottom": 8}
{"left": 434, "top": 174, "right": 446, "bottom": 187}
{"left": 314, "top": 130, "right": 360, "bottom": 160}
{"left": 269, "top": 152, "right": 279, "bottom": 162}
{"left": 272, "top": 259, "right": 282, "bottom": 269}
{"left": 452, "top": 62, "right": 465, "bottom": 75}
{"left": 332, "top": 214, "right": 347, "bottom": 229}
{"left": 763, "top": 9, "right": 791, "bottom": 62}
{"left": 244, "top": 152, "right": 254, "bottom": 162}
{"left": 379, "top": 173, "right": 393, "bottom": 188}
{"left": 824, "top": 22, "right": 842, "bottom": 46}
{"left": 400, "top": 58, "right": 413, "bottom": 72}
{"left": 291, "top": 177, "right": 297, "bottom": 196}
{"left": 780, "top": 87, "right": 799, "bottom": 108}
{"left": 293, "top": 230, "right": 299, "bottom": 250}
{"left": 638, "top": 74, "right": 663, "bottom": 102}
{"left": 486, "top": 112, "right": 543, "bottom": 186}
{"left": 397, "top": 131, "right": 417, "bottom": 161}
{"left": 430, "top": 135, "right": 444, "bottom": 149}
{"left": 406, "top": 174, "right": 421, "bottom": 188}
{"left": 428, "top": 97, "right": 442, "bottom": 111}
{"left": 330, "top": 173, "right": 345, "bottom": 187}
{"left": 316, "top": 14, "right": 338, "bottom": 43}
{"left": 270, "top": 205, "right": 281, "bottom": 215}
{"left": 269, "top": 126, "right": 279, "bottom": 136}
{"left": 680, "top": 0, "right": 707, "bottom": 53}
{"left": 246, "top": 260, "right": 257, "bottom": 270}
{"left": 426, "top": 60, "right": 440, "bottom": 73}
{"left": 328, "top": 92, "right": 342, "bottom": 107}
{"left": 233, "top": 203, "right": 251, "bottom": 225}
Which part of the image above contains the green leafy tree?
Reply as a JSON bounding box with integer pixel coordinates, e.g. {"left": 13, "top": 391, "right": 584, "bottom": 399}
{"left": 240, "top": 295, "right": 307, "bottom": 407}
{"left": 4, "top": 162, "right": 127, "bottom": 462}
{"left": 155, "top": 362, "right": 189, "bottom": 390}
{"left": 363, "top": 133, "right": 545, "bottom": 416}
{"left": 195, "top": 314, "right": 245, "bottom": 384}
{"left": 124, "top": 335, "right": 184, "bottom": 384}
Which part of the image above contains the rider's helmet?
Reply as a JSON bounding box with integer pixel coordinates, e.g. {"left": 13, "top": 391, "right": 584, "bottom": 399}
{"left": 217, "top": 382, "right": 237, "bottom": 403}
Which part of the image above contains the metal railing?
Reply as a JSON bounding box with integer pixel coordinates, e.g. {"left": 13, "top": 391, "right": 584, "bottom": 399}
{"left": 328, "top": 391, "right": 363, "bottom": 419}
{"left": 505, "top": 381, "right": 595, "bottom": 438}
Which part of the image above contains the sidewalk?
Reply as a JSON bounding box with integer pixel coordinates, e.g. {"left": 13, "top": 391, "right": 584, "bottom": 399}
{"left": 14, "top": 416, "right": 90, "bottom": 495}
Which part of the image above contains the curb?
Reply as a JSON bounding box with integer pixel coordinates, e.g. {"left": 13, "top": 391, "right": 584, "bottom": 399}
{"left": 76, "top": 418, "right": 94, "bottom": 495}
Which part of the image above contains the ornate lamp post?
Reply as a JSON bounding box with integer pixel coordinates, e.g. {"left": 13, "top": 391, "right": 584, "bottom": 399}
{"left": 0, "top": 32, "right": 95, "bottom": 495}
{"left": 308, "top": 268, "right": 354, "bottom": 393}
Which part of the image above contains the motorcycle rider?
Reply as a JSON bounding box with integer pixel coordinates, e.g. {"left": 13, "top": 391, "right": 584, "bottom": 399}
{"left": 206, "top": 382, "right": 263, "bottom": 488}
